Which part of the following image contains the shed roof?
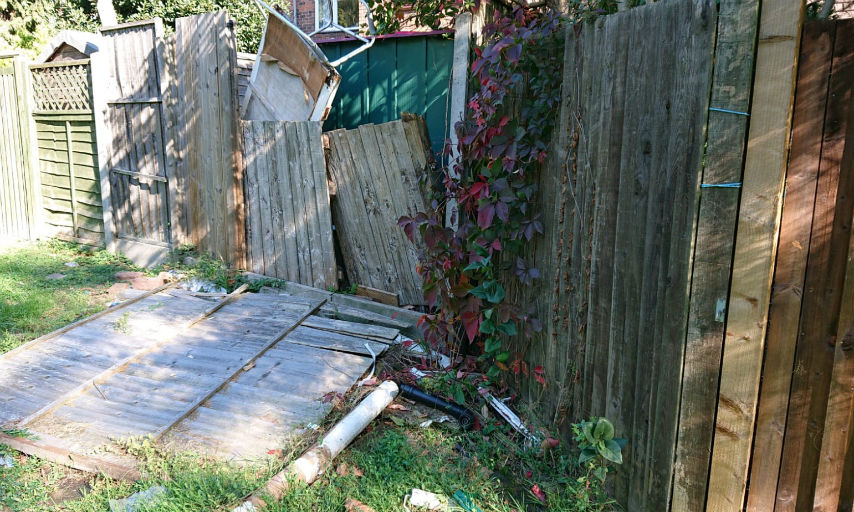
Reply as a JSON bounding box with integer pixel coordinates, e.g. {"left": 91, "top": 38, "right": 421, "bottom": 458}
{"left": 37, "top": 30, "right": 103, "bottom": 63}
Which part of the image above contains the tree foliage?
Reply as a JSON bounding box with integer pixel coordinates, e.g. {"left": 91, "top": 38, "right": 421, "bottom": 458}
{"left": 0, "top": 0, "right": 100, "bottom": 55}
{"left": 0, "top": 0, "right": 266, "bottom": 55}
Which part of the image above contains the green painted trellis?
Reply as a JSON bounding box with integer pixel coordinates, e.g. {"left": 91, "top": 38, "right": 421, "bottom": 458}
{"left": 29, "top": 59, "right": 105, "bottom": 246}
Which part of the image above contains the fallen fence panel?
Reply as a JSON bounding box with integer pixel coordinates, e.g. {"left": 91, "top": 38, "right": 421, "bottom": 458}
{"left": 325, "top": 115, "right": 433, "bottom": 306}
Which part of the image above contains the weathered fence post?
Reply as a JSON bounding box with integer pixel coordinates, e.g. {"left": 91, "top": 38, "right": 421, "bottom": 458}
{"left": 90, "top": 29, "right": 116, "bottom": 252}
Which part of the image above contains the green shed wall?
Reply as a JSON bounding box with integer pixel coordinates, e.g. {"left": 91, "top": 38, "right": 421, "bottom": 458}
{"left": 320, "top": 35, "right": 454, "bottom": 156}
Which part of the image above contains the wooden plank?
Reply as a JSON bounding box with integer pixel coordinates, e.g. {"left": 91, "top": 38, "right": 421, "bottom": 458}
{"left": 355, "top": 284, "right": 399, "bottom": 307}
{"left": 63, "top": 121, "right": 78, "bottom": 237}
{"left": 744, "top": 20, "right": 834, "bottom": 512}
{"left": 777, "top": 19, "right": 854, "bottom": 511}
{"left": 445, "top": 12, "right": 471, "bottom": 227}
{"left": 284, "top": 326, "right": 387, "bottom": 356}
{"left": 286, "top": 122, "right": 311, "bottom": 285}
{"left": 307, "top": 122, "right": 336, "bottom": 288}
{"left": 648, "top": 4, "right": 714, "bottom": 508}
{"left": 301, "top": 315, "right": 399, "bottom": 342}
{"left": 0, "top": 432, "right": 139, "bottom": 481}
{"left": 160, "top": 34, "right": 182, "bottom": 245}
{"left": 217, "top": 11, "right": 238, "bottom": 265}
{"left": 265, "top": 122, "right": 286, "bottom": 279}
{"left": 256, "top": 122, "right": 276, "bottom": 275}
{"left": 12, "top": 57, "right": 36, "bottom": 240}
{"left": 675, "top": 0, "right": 762, "bottom": 502}
{"left": 242, "top": 122, "right": 263, "bottom": 274}
{"left": 813, "top": 194, "right": 854, "bottom": 512}
{"left": 706, "top": 1, "right": 804, "bottom": 510}
{"left": 274, "top": 122, "right": 300, "bottom": 283}
{"left": 583, "top": 11, "right": 624, "bottom": 422}
{"left": 840, "top": 416, "right": 854, "bottom": 512}
{"left": 605, "top": 5, "right": 649, "bottom": 503}
{"left": 297, "top": 122, "right": 324, "bottom": 288}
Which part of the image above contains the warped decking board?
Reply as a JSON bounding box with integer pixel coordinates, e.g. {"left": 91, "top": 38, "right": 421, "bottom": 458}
{"left": 0, "top": 282, "right": 415, "bottom": 463}
{"left": 325, "top": 115, "right": 433, "bottom": 306}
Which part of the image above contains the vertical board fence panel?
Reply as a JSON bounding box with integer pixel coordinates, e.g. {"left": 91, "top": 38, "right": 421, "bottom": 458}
{"left": 173, "top": 11, "right": 245, "bottom": 266}
{"left": 325, "top": 115, "right": 434, "bottom": 305}
{"left": 99, "top": 20, "right": 172, "bottom": 264}
{"left": 30, "top": 60, "right": 104, "bottom": 246}
{"left": 0, "top": 56, "right": 35, "bottom": 242}
{"left": 320, "top": 36, "right": 453, "bottom": 155}
{"left": 502, "top": 2, "right": 715, "bottom": 510}
{"left": 771, "top": 18, "right": 854, "bottom": 512}
{"left": 671, "top": 0, "right": 759, "bottom": 508}
{"left": 241, "top": 120, "right": 336, "bottom": 289}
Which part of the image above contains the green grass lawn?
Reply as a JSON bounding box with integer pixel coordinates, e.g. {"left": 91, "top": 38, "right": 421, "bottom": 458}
{"left": 0, "top": 241, "right": 615, "bottom": 511}
{"left": 0, "top": 240, "right": 140, "bottom": 354}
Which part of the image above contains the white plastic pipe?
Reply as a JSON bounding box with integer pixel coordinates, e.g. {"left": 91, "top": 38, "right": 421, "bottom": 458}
{"left": 235, "top": 381, "right": 400, "bottom": 511}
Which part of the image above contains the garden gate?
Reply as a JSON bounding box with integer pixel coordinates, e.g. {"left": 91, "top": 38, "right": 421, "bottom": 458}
{"left": 98, "top": 20, "right": 172, "bottom": 265}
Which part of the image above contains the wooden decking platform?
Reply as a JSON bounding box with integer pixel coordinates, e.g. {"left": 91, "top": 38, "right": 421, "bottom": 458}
{"left": 0, "top": 282, "right": 420, "bottom": 469}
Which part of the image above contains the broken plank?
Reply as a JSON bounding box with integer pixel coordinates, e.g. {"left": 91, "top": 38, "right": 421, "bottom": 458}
{"left": 283, "top": 326, "right": 387, "bottom": 356}
{"left": 0, "top": 431, "right": 140, "bottom": 481}
{"left": 355, "top": 284, "right": 400, "bottom": 307}
{"left": 301, "top": 315, "right": 399, "bottom": 342}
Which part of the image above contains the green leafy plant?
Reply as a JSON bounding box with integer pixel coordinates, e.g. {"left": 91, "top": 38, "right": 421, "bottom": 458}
{"left": 572, "top": 417, "right": 626, "bottom": 482}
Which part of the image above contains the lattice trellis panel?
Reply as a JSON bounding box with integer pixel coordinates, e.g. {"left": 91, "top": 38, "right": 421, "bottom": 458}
{"left": 30, "top": 63, "right": 92, "bottom": 112}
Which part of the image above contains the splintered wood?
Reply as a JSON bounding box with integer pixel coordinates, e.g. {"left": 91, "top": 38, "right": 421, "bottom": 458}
{"left": 325, "top": 115, "right": 433, "bottom": 306}
{"left": 0, "top": 283, "right": 419, "bottom": 467}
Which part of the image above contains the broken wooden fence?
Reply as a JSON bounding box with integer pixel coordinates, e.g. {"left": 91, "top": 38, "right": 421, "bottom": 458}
{"left": 241, "top": 120, "right": 336, "bottom": 290}
{"left": 325, "top": 115, "right": 433, "bottom": 305}
{"left": 98, "top": 20, "right": 171, "bottom": 263}
{"left": 0, "top": 55, "right": 36, "bottom": 242}
{"left": 170, "top": 12, "right": 245, "bottom": 267}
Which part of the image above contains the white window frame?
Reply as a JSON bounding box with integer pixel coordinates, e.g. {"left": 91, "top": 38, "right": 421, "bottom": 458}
{"left": 314, "top": 0, "right": 360, "bottom": 33}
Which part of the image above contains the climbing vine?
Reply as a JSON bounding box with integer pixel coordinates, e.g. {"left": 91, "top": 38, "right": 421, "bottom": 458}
{"left": 400, "top": 7, "right": 566, "bottom": 382}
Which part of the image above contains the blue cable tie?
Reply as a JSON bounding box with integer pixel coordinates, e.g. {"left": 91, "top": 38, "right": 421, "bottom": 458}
{"left": 709, "top": 107, "right": 750, "bottom": 116}
{"left": 701, "top": 182, "right": 742, "bottom": 189}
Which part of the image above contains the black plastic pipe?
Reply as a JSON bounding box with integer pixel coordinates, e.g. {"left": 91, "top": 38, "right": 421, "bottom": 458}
{"left": 398, "top": 383, "right": 476, "bottom": 430}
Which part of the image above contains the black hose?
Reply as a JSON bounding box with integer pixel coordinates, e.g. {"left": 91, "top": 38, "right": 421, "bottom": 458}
{"left": 398, "top": 383, "right": 476, "bottom": 430}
